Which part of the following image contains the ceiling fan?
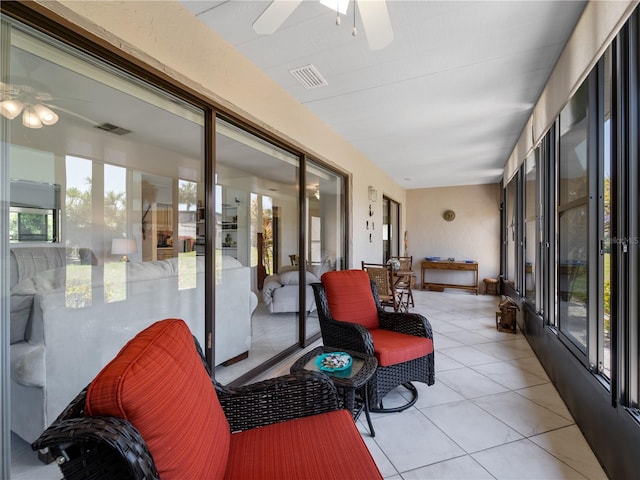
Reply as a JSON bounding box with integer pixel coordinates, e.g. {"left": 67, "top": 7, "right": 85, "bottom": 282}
{"left": 0, "top": 81, "right": 60, "bottom": 129}
{"left": 253, "top": 0, "right": 394, "bottom": 50}
{"left": 0, "top": 79, "right": 100, "bottom": 129}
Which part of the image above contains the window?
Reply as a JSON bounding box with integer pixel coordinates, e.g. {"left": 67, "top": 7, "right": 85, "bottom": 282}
{"left": 383, "top": 196, "right": 400, "bottom": 261}
{"left": 9, "top": 206, "right": 56, "bottom": 242}
{"left": 505, "top": 176, "right": 518, "bottom": 289}
{"left": 3, "top": 19, "right": 206, "bottom": 459}
{"left": 524, "top": 153, "right": 538, "bottom": 305}
{"left": 557, "top": 82, "right": 590, "bottom": 354}
{"left": 540, "top": 126, "right": 557, "bottom": 325}
{"left": 9, "top": 180, "right": 60, "bottom": 242}
{"left": 600, "top": 48, "right": 612, "bottom": 379}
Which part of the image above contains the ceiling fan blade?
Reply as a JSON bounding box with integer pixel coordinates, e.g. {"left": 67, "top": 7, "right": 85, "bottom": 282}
{"left": 253, "top": 0, "right": 303, "bottom": 35}
{"left": 357, "top": 0, "right": 393, "bottom": 50}
{"left": 45, "top": 104, "right": 101, "bottom": 126}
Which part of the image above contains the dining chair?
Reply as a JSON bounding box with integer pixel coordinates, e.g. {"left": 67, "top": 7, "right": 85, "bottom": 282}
{"left": 362, "top": 262, "right": 406, "bottom": 312}
{"left": 390, "top": 256, "right": 415, "bottom": 307}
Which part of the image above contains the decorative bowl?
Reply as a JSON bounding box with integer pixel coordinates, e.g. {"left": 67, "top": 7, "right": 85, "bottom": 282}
{"left": 315, "top": 352, "right": 352, "bottom": 372}
{"left": 425, "top": 256, "right": 440, "bottom": 261}
{"left": 465, "top": 260, "right": 475, "bottom": 263}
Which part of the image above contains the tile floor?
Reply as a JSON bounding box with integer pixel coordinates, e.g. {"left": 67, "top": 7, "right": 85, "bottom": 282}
{"left": 12, "top": 289, "right": 609, "bottom": 479}
{"left": 351, "top": 290, "right": 608, "bottom": 479}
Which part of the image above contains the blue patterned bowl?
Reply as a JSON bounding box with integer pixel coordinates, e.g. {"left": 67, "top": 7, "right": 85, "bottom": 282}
{"left": 316, "top": 352, "right": 352, "bottom": 372}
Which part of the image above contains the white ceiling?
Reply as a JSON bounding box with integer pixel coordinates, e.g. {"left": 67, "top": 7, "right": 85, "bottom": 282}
{"left": 180, "top": 0, "right": 586, "bottom": 189}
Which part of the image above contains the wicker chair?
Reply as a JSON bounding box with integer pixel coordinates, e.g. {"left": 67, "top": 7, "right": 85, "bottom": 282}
{"left": 362, "top": 261, "right": 406, "bottom": 312}
{"left": 313, "top": 270, "right": 435, "bottom": 413}
{"left": 32, "top": 319, "right": 382, "bottom": 480}
{"left": 390, "top": 255, "right": 415, "bottom": 307}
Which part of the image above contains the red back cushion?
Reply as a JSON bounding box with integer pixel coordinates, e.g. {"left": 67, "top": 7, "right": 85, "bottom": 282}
{"left": 321, "top": 270, "right": 379, "bottom": 330}
{"left": 85, "top": 318, "right": 230, "bottom": 480}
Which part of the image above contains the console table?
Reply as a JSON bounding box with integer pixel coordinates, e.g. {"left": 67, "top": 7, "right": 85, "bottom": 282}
{"left": 421, "top": 260, "right": 479, "bottom": 295}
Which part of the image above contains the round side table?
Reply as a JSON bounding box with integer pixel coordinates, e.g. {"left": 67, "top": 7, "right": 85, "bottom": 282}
{"left": 290, "top": 345, "right": 377, "bottom": 437}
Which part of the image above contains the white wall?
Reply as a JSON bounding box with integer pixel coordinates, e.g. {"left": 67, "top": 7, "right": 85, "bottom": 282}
{"left": 407, "top": 184, "right": 501, "bottom": 292}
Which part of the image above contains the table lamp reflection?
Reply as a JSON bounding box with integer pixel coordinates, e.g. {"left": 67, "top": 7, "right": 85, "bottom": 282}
{"left": 111, "top": 239, "right": 137, "bottom": 262}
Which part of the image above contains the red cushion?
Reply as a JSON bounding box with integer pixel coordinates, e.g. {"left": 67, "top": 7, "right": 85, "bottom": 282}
{"left": 225, "top": 409, "right": 382, "bottom": 480}
{"left": 85, "top": 318, "right": 230, "bottom": 480}
{"left": 370, "top": 329, "right": 433, "bottom": 367}
{"left": 321, "top": 270, "right": 379, "bottom": 329}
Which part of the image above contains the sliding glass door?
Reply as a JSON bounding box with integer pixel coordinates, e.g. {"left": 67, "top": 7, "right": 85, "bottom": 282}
{"left": 213, "top": 119, "right": 302, "bottom": 383}
{"left": 2, "top": 18, "right": 206, "bottom": 470}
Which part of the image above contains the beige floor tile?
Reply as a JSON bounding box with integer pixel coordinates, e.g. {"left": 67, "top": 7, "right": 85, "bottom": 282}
{"left": 472, "top": 439, "right": 588, "bottom": 479}
{"left": 530, "top": 425, "right": 608, "bottom": 480}
{"left": 471, "top": 361, "right": 549, "bottom": 390}
{"left": 515, "top": 383, "right": 573, "bottom": 420}
{"left": 439, "top": 345, "right": 503, "bottom": 366}
{"left": 401, "top": 455, "right": 495, "bottom": 479}
{"left": 437, "top": 367, "right": 509, "bottom": 399}
{"left": 434, "top": 351, "right": 466, "bottom": 371}
{"left": 424, "top": 400, "right": 523, "bottom": 453}
{"left": 370, "top": 410, "right": 465, "bottom": 472}
{"left": 472, "top": 338, "right": 535, "bottom": 361}
{"left": 442, "top": 329, "right": 498, "bottom": 345}
{"left": 411, "top": 378, "right": 465, "bottom": 408}
{"left": 473, "top": 391, "right": 573, "bottom": 437}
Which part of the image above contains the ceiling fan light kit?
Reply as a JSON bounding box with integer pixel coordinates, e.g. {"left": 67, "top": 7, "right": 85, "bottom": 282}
{"left": 320, "top": 0, "right": 350, "bottom": 16}
{"left": 32, "top": 104, "right": 59, "bottom": 125}
{"left": 254, "top": 0, "right": 393, "bottom": 50}
{"left": 0, "top": 99, "right": 23, "bottom": 120}
{"left": 0, "top": 92, "right": 59, "bottom": 129}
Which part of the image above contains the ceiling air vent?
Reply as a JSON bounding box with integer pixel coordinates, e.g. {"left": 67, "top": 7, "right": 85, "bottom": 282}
{"left": 289, "top": 64, "right": 328, "bottom": 90}
{"left": 94, "top": 122, "right": 131, "bottom": 136}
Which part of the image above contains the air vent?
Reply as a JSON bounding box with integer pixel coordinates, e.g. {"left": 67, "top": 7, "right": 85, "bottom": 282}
{"left": 94, "top": 123, "right": 131, "bottom": 136}
{"left": 289, "top": 64, "right": 328, "bottom": 90}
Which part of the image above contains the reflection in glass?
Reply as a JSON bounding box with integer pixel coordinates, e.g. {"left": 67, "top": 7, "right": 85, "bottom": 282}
{"left": 524, "top": 154, "right": 537, "bottom": 302}
{"left": 558, "top": 81, "right": 589, "bottom": 353}
{"left": 214, "top": 119, "right": 300, "bottom": 384}
{"left": 305, "top": 160, "right": 346, "bottom": 340}
{"left": 559, "top": 83, "right": 588, "bottom": 204}
{"left": 558, "top": 205, "right": 588, "bottom": 352}
{"left": 601, "top": 48, "right": 612, "bottom": 379}
{"left": 5, "top": 22, "right": 205, "bottom": 454}
{"left": 506, "top": 178, "right": 517, "bottom": 286}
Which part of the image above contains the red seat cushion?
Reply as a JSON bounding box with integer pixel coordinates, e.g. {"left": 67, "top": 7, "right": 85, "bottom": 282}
{"left": 85, "top": 318, "right": 230, "bottom": 480}
{"left": 321, "top": 270, "right": 379, "bottom": 330}
{"left": 225, "top": 409, "right": 382, "bottom": 480}
{"left": 370, "top": 329, "right": 434, "bottom": 367}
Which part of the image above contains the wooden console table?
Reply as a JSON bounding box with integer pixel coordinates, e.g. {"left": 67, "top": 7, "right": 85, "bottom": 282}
{"left": 421, "top": 260, "right": 479, "bottom": 295}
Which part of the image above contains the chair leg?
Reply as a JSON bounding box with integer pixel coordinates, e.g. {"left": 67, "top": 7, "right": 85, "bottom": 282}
{"left": 370, "top": 382, "right": 419, "bottom": 413}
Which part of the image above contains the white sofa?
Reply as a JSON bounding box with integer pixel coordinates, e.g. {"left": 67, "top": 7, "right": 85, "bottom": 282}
{"left": 262, "top": 266, "right": 320, "bottom": 313}
{"left": 10, "top": 248, "right": 256, "bottom": 444}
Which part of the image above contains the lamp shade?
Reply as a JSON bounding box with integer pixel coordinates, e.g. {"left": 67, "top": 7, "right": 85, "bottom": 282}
{"left": 111, "top": 239, "right": 138, "bottom": 255}
{"left": 0, "top": 99, "right": 23, "bottom": 120}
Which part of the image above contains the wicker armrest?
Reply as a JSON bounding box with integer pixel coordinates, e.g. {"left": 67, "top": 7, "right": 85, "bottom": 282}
{"left": 378, "top": 310, "right": 433, "bottom": 339}
{"left": 32, "top": 416, "right": 159, "bottom": 480}
{"left": 311, "top": 282, "right": 375, "bottom": 354}
{"left": 323, "top": 318, "right": 374, "bottom": 354}
{"left": 215, "top": 371, "right": 340, "bottom": 432}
